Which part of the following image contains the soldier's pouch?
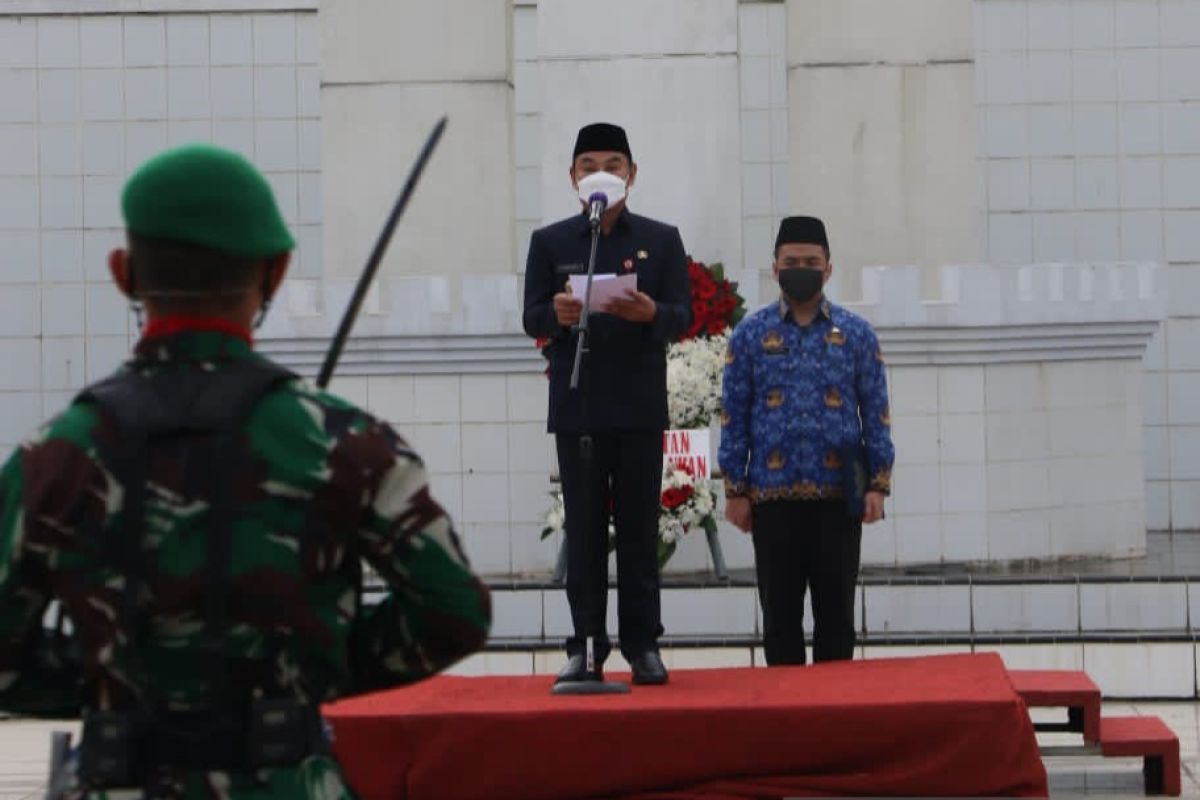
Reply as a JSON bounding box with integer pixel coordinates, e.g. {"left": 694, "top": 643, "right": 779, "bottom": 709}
{"left": 79, "top": 710, "right": 144, "bottom": 786}
{"left": 248, "top": 697, "right": 327, "bottom": 767}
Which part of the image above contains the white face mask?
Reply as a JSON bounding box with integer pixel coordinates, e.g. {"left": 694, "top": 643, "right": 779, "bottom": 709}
{"left": 576, "top": 170, "right": 627, "bottom": 207}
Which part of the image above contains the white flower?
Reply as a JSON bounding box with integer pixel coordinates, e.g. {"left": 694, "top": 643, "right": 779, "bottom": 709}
{"left": 543, "top": 489, "right": 566, "bottom": 537}
{"left": 657, "top": 462, "right": 719, "bottom": 545}
{"left": 659, "top": 516, "right": 684, "bottom": 543}
{"left": 667, "top": 330, "right": 730, "bottom": 429}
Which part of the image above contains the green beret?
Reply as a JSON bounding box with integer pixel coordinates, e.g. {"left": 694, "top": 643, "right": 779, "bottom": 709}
{"left": 121, "top": 144, "right": 295, "bottom": 259}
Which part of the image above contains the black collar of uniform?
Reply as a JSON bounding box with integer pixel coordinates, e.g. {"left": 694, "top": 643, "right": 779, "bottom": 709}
{"left": 777, "top": 295, "right": 833, "bottom": 323}
{"left": 575, "top": 205, "right": 632, "bottom": 236}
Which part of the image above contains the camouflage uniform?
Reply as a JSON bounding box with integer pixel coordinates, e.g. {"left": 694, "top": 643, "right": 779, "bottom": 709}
{"left": 0, "top": 145, "right": 491, "bottom": 798}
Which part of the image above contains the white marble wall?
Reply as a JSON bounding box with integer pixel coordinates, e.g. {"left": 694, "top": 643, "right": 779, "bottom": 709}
{"left": 785, "top": 0, "right": 979, "bottom": 299}
{"left": 513, "top": 0, "right": 785, "bottom": 312}
{"left": 0, "top": 8, "right": 320, "bottom": 451}
{"left": 973, "top": 0, "right": 1200, "bottom": 529}
{"left": 852, "top": 262, "right": 1161, "bottom": 563}
{"left": 534, "top": 0, "right": 744, "bottom": 276}
{"left": 513, "top": 2, "right": 541, "bottom": 275}
{"left": 319, "top": 0, "right": 514, "bottom": 281}
{"left": 0, "top": 0, "right": 1175, "bottom": 570}
{"left": 293, "top": 262, "right": 1162, "bottom": 572}
{"left": 975, "top": 0, "right": 1189, "bottom": 265}
{"left": 515, "top": 0, "right": 782, "bottom": 305}
{"left": 882, "top": 359, "right": 1146, "bottom": 562}
{"left": 736, "top": 1, "right": 789, "bottom": 296}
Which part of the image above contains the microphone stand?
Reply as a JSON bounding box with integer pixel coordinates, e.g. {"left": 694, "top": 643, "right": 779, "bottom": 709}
{"left": 552, "top": 205, "right": 630, "bottom": 696}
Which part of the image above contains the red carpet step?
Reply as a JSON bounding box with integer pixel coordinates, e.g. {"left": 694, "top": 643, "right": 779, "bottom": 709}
{"left": 1009, "top": 669, "right": 1101, "bottom": 743}
{"left": 1010, "top": 669, "right": 1181, "bottom": 796}
{"left": 1099, "top": 716, "right": 1182, "bottom": 796}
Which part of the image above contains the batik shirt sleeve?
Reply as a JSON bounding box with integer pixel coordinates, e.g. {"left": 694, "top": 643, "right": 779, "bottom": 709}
{"left": 718, "top": 321, "right": 755, "bottom": 498}
{"left": 854, "top": 323, "right": 894, "bottom": 493}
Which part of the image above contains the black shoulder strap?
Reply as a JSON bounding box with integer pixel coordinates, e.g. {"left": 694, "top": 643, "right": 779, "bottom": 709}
{"left": 75, "top": 358, "right": 297, "bottom": 713}
{"left": 77, "top": 358, "right": 297, "bottom": 437}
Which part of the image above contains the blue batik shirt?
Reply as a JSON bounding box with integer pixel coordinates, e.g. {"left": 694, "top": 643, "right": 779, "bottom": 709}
{"left": 718, "top": 296, "right": 895, "bottom": 502}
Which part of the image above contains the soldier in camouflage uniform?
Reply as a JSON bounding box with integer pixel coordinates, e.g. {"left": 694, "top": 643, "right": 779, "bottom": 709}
{"left": 0, "top": 144, "right": 492, "bottom": 798}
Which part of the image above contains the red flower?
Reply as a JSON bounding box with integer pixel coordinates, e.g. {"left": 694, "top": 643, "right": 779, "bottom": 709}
{"left": 677, "top": 257, "right": 747, "bottom": 342}
{"left": 661, "top": 485, "right": 694, "bottom": 509}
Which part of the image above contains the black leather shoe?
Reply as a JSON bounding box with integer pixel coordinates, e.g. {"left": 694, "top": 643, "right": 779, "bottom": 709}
{"left": 555, "top": 654, "right": 603, "bottom": 684}
{"left": 629, "top": 651, "right": 668, "bottom": 685}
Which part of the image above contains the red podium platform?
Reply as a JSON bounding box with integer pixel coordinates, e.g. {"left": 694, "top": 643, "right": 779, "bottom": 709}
{"left": 322, "top": 652, "right": 1047, "bottom": 800}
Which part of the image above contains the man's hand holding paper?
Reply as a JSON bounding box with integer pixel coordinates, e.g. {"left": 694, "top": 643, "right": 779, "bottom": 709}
{"left": 568, "top": 274, "right": 639, "bottom": 315}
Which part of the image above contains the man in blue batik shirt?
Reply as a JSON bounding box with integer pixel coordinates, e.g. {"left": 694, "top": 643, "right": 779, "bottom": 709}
{"left": 719, "top": 215, "right": 894, "bottom": 666}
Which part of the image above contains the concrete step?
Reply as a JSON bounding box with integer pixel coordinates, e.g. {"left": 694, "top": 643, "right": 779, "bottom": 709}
{"left": 366, "top": 573, "right": 1198, "bottom": 643}
{"left": 362, "top": 570, "right": 1200, "bottom": 698}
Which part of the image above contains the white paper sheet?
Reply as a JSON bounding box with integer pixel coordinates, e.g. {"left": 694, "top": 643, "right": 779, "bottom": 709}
{"left": 569, "top": 273, "right": 638, "bottom": 313}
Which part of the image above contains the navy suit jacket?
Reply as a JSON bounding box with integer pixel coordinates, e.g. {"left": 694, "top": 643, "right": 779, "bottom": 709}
{"left": 522, "top": 209, "right": 692, "bottom": 434}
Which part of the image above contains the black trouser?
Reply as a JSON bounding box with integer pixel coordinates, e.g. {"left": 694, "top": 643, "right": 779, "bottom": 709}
{"left": 751, "top": 499, "right": 862, "bottom": 665}
{"left": 556, "top": 431, "right": 664, "bottom": 662}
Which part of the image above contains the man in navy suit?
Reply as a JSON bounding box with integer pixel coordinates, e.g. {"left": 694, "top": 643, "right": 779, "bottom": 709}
{"left": 522, "top": 123, "right": 691, "bottom": 685}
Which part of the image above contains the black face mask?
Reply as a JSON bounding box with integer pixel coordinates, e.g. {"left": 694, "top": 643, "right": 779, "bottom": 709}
{"left": 778, "top": 268, "right": 824, "bottom": 303}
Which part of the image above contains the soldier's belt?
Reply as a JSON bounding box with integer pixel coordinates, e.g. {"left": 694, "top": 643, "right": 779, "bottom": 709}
{"left": 80, "top": 698, "right": 329, "bottom": 786}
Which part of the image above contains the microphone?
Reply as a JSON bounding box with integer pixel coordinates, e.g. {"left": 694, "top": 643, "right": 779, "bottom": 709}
{"left": 587, "top": 191, "right": 608, "bottom": 229}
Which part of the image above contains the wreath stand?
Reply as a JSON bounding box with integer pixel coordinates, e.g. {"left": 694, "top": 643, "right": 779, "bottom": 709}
{"left": 549, "top": 473, "right": 728, "bottom": 584}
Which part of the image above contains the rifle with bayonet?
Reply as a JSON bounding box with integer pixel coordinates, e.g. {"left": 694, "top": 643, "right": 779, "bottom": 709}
{"left": 316, "top": 116, "right": 447, "bottom": 389}
{"left": 314, "top": 116, "right": 448, "bottom": 693}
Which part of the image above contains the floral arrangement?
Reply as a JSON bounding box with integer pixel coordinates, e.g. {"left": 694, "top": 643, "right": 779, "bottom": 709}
{"left": 656, "top": 460, "right": 718, "bottom": 564}
{"left": 537, "top": 257, "right": 745, "bottom": 568}
{"left": 541, "top": 459, "right": 718, "bottom": 568}
{"left": 665, "top": 259, "right": 744, "bottom": 430}
{"left": 682, "top": 259, "right": 747, "bottom": 341}
{"left": 666, "top": 330, "right": 729, "bottom": 430}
